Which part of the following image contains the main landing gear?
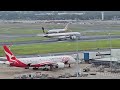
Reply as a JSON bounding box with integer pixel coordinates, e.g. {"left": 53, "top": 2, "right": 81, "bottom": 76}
{"left": 33, "top": 67, "right": 39, "bottom": 70}
{"left": 25, "top": 67, "right": 29, "bottom": 69}
{"left": 68, "top": 64, "right": 71, "bottom": 68}
{"left": 25, "top": 63, "right": 31, "bottom": 69}
{"left": 65, "top": 61, "right": 71, "bottom": 68}
{"left": 50, "top": 65, "right": 54, "bottom": 71}
{"left": 42, "top": 68, "right": 49, "bottom": 71}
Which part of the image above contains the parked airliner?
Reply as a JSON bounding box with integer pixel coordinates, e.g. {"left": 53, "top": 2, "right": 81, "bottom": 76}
{"left": 0, "top": 45, "right": 76, "bottom": 70}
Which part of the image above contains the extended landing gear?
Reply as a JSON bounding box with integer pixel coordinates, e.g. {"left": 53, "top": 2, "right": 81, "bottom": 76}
{"left": 25, "top": 67, "right": 29, "bottom": 69}
{"left": 65, "top": 61, "right": 71, "bottom": 68}
{"left": 58, "top": 39, "right": 62, "bottom": 41}
{"left": 42, "top": 68, "right": 49, "bottom": 71}
{"left": 33, "top": 67, "right": 39, "bottom": 70}
{"left": 68, "top": 64, "right": 71, "bottom": 68}
{"left": 50, "top": 65, "right": 54, "bottom": 71}
{"left": 25, "top": 63, "right": 31, "bottom": 69}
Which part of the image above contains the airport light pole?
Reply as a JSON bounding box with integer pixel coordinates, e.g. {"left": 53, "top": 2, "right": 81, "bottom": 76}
{"left": 76, "top": 36, "right": 80, "bottom": 78}
{"left": 108, "top": 33, "right": 112, "bottom": 70}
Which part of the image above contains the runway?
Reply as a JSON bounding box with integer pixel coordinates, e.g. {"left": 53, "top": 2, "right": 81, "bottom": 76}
{"left": 0, "top": 34, "right": 120, "bottom": 45}
{"left": 0, "top": 34, "right": 35, "bottom": 40}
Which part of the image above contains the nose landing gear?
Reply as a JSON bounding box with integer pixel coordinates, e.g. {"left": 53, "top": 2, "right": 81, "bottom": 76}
{"left": 68, "top": 64, "right": 71, "bottom": 68}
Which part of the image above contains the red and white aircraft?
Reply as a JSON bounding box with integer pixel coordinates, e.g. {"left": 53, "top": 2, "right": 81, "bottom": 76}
{"left": 0, "top": 45, "right": 76, "bottom": 70}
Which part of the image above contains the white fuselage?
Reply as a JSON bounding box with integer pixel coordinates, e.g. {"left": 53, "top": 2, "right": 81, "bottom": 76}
{"left": 45, "top": 32, "right": 81, "bottom": 37}
{"left": 16, "top": 55, "right": 75, "bottom": 66}
{"left": 2, "top": 45, "right": 76, "bottom": 69}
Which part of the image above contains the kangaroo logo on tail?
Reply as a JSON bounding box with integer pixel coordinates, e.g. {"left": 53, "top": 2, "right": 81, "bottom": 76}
{"left": 3, "top": 45, "right": 17, "bottom": 62}
{"left": 3, "top": 45, "right": 27, "bottom": 67}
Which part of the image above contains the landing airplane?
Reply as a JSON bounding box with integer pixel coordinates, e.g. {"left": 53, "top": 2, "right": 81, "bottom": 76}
{"left": 37, "top": 31, "right": 81, "bottom": 41}
{"left": 42, "top": 23, "right": 70, "bottom": 34}
{"left": 0, "top": 45, "right": 76, "bottom": 70}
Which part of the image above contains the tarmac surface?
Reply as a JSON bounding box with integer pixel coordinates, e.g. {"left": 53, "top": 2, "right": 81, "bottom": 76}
{"left": 0, "top": 63, "right": 120, "bottom": 79}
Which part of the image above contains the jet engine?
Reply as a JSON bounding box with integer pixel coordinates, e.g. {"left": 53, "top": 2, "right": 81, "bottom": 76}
{"left": 70, "top": 35, "right": 77, "bottom": 40}
{"left": 55, "top": 62, "right": 65, "bottom": 68}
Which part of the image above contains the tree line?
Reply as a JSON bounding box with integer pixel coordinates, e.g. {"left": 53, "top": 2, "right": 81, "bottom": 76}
{"left": 0, "top": 11, "right": 120, "bottom": 20}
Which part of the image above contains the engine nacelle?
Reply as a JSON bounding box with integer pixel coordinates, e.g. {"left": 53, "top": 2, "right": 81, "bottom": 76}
{"left": 55, "top": 62, "right": 65, "bottom": 68}
{"left": 70, "top": 35, "right": 77, "bottom": 40}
